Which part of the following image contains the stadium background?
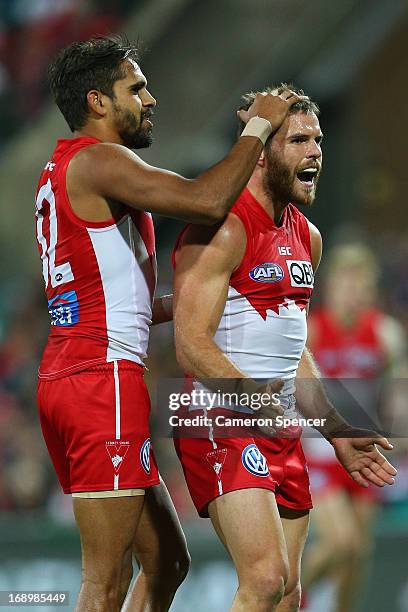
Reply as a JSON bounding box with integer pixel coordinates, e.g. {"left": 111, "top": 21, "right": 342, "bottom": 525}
{"left": 0, "top": 0, "right": 407, "bottom": 610}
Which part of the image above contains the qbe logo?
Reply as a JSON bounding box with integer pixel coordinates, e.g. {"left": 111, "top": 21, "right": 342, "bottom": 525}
{"left": 286, "top": 260, "right": 314, "bottom": 288}
{"left": 241, "top": 444, "right": 270, "bottom": 477}
{"left": 140, "top": 439, "right": 151, "bottom": 474}
{"left": 249, "top": 262, "right": 284, "bottom": 283}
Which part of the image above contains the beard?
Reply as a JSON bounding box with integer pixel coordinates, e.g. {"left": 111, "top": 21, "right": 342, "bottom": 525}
{"left": 263, "top": 149, "right": 319, "bottom": 207}
{"left": 113, "top": 101, "right": 153, "bottom": 149}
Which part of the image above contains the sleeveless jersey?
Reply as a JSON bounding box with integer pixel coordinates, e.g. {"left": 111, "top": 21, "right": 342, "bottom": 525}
{"left": 309, "top": 307, "right": 386, "bottom": 378}
{"left": 35, "top": 137, "right": 157, "bottom": 380}
{"left": 305, "top": 308, "right": 387, "bottom": 459}
{"left": 173, "top": 187, "right": 314, "bottom": 411}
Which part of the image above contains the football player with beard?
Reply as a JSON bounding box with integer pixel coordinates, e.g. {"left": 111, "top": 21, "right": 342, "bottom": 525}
{"left": 172, "top": 85, "right": 397, "bottom": 612}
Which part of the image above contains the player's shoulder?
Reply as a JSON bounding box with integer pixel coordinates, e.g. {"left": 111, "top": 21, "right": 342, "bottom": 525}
{"left": 180, "top": 211, "right": 246, "bottom": 249}
{"left": 176, "top": 212, "right": 246, "bottom": 272}
{"left": 66, "top": 141, "right": 143, "bottom": 192}
{"left": 70, "top": 141, "right": 139, "bottom": 167}
{"left": 303, "top": 218, "right": 322, "bottom": 271}
{"left": 304, "top": 217, "right": 322, "bottom": 243}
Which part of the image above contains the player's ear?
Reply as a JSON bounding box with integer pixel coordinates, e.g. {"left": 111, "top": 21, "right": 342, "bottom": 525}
{"left": 87, "top": 89, "right": 108, "bottom": 119}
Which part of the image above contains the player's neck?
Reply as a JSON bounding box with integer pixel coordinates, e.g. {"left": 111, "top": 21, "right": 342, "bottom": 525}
{"left": 75, "top": 122, "right": 124, "bottom": 145}
{"left": 247, "top": 181, "right": 287, "bottom": 226}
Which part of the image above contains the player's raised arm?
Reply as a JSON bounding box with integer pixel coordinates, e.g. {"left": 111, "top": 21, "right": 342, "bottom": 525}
{"left": 68, "top": 91, "right": 304, "bottom": 225}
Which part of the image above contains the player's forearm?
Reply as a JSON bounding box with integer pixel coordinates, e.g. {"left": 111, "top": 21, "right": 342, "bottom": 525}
{"left": 296, "top": 348, "right": 350, "bottom": 441}
{"left": 189, "top": 136, "right": 265, "bottom": 223}
{"left": 176, "top": 331, "right": 246, "bottom": 379}
{"left": 151, "top": 295, "right": 173, "bottom": 325}
{"left": 176, "top": 332, "right": 283, "bottom": 405}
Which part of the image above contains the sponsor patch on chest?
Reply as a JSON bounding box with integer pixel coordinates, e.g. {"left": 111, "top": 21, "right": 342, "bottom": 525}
{"left": 249, "top": 262, "right": 285, "bottom": 283}
{"left": 286, "top": 260, "right": 314, "bottom": 288}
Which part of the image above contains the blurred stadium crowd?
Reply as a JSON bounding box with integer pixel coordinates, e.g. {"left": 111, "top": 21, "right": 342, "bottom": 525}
{"left": 0, "top": 2, "right": 407, "bottom": 609}
{"left": 0, "top": 0, "right": 137, "bottom": 146}
{"left": 0, "top": 0, "right": 407, "bottom": 525}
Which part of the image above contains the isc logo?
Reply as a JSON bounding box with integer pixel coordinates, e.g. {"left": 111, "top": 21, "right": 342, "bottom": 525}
{"left": 286, "top": 260, "right": 314, "bottom": 288}
{"left": 249, "top": 262, "right": 284, "bottom": 283}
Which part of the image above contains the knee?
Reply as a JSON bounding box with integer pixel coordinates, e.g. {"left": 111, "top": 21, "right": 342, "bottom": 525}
{"left": 142, "top": 546, "right": 191, "bottom": 589}
{"left": 240, "top": 559, "right": 288, "bottom": 606}
{"left": 249, "top": 573, "right": 286, "bottom": 606}
{"left": 166, "top": 548, "right": 191, "bottom": 586}
{"left": 259, "top": 573, "right": 286, "bottom": 605}
{"left": 330, "top": 532, "right": 366, "bottom": 565}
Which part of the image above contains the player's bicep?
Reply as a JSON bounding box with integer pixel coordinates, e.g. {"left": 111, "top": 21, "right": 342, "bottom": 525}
{"left": 75, "top": 144, "right": 217, "bottom": 224}
{"left": 174, "top": 260, "right": 231, "bottom": 349}
{"left": 174, "top": 218, "right": 245, "bottom": 345}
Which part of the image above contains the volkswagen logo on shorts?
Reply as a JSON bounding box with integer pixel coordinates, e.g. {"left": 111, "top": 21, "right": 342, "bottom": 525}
{"left": 242, "top": 444, "right": 270, "bottom": 477}
{"left": 140, "top": 438, "right": 151, "bottom": 474}
{"left": 249, "top": 262, "right": 284, "bottom": 283}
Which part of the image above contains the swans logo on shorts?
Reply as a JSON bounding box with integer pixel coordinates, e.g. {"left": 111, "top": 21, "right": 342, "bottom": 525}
{"left": 140, "top": 438, "right": 151, "bottom": 474}
{"left": 242, "top": 444, "right": 270, "bottom": 477}
{"left": 106, "top": 441, "right": 130, "bottom": 474}
{"left": 249, "top": 262, "right": 284, "bottom": 283}
{"left": 206, "top": 448, "right": 228, "bottom": 479}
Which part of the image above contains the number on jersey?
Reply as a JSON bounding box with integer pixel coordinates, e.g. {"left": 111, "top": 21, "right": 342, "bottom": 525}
{"left": 35, "top": 179, "right": 74, "bottom": 288}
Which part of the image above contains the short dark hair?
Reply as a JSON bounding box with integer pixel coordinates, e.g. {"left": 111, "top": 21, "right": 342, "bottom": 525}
{"left": 48, "top": 35, "right": 140, "bottom": 132}
{"left": 238, "top": 83, "right": 319, "bottom": 135}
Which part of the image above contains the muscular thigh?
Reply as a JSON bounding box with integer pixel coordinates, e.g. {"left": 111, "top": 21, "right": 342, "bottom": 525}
{"left": 73, "top": 495, "right": 145, "bottom": 578}
{"left": 208, "top": 488, "right": 288, "bottom": 578}
{"left": 133, "top": 478, "right": 188, "bottom": 572}
{"left": 310, "top": 491, "right": 361, "bottom": 548}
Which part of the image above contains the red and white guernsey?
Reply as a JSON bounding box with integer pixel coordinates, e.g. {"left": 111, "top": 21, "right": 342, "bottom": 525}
{"left": 175, "top": 187, "right": 314, "bottom": 414}
{"left": 35, "top": 137, "right": 157, "bottom": 379}
{"left": 305, "top": 307, "right": 387, "bottom": 460}
{"left": 309, "top": 307, "right": 387, "bottom": 379}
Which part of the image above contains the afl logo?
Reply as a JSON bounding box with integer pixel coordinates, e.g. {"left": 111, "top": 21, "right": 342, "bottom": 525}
{"left": 140, "top": 439, "right": 151, "bottom": 474}
{"left": 249, "top": 262, "right": 284, "bottom": 283}
{"left": 242, "top": 444, "right": 270, "bottom": 477}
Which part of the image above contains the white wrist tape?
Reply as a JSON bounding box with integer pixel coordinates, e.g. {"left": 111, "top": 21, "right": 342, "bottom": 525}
{"left": 240, "top": 116, "right": 272, "bottom": 145}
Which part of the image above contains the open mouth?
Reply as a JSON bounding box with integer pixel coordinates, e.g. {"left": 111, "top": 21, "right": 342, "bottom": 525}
{"left": 142, "top": 112, "right": 154, "bottom": 127}
{"left": 297, "top": 167, "right": 318, "bottom": 188}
